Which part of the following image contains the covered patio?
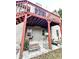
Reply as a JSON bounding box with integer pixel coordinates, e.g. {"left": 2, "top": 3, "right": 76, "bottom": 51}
{"left": 16, "top": 11, "right": 60, "bottom": 58}
{"left": 16, "top": 12, "right": 61, "bottom": 59}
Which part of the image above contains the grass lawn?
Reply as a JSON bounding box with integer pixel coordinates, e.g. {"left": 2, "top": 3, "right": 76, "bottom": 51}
{"left": 31, "top": 48, "right": 62, "bottom": 59}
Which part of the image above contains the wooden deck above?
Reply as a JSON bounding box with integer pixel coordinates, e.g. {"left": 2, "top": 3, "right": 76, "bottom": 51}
{"left": 16, "top": 1, "right": 61, "bottom": 25}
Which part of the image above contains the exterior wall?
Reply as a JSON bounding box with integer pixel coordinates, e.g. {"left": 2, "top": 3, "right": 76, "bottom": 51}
{"left": 27, "top": 26, "right": 44, "bottom": 41}
{"left": 32, "top": 27, "right": 43, "bottom": 41}
{"left": 51, "top": 25, "right": 61, "bottom": 42}
{"left": 27, "top": 26, "right": 49, "bottom": 49}
{"left": 16, "top": 23, "right": 48, "bottom": 47}
{"left": 16, "top": 22, "right": 23, "bottom": 45}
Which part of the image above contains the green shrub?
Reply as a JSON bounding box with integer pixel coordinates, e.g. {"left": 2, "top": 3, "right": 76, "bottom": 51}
{"left": 24, "top": 39, "right": 29, "bottom": 50}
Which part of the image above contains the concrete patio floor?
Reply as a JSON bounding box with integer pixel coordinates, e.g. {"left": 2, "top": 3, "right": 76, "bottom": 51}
{"left": 23, "top": 44, "right": 62, "bottom": 59}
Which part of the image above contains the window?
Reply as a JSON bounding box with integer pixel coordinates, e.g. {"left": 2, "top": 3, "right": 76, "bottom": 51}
{"left": 16, "top": 3, "right": 24, "bottom": 8}
{"left": 27, "top": 28, "right": 32, "bottom": 36}
{"left": 27, "top": 6, "right": 30, "bottom": 12}
{"left": 56, "top": 30, "right": 59, "bottom": 37}
{"left": 35, "top": 8, "right": 38, "bottom": 14}
{"left": 42, "top": 30, "right": 45, "bottom": 35}
{"left": 16, "top": 3, "right": 30, "bottom": 12}
{"left": 35, "top": 7, "right": 46, "bottom": 16}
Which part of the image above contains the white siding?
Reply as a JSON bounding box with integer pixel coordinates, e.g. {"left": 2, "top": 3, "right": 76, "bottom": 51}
{"left": 16, "top": 22, "right": 23, "bottom": 45}
{"left": 51, "top": 25, "right": 61, "bottom": 42}
{"left": 27, "top": 26, "right": 43, "bottom": 41}
{"left": 32, "top": 27, "right": 43, "bottom": 41}
{"left": 27, "top": 26, "right": 49, "bottom": 49}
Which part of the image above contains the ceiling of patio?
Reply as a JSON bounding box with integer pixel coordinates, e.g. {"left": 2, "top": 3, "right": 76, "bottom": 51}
{"left": 27, "top": 16, "right": 59, "bottom": 28}
{"left": 27, "top": 16, "right": 48, "bottom": 28}
{"left": 50, "top": 21, "right": 59, "bottom": 26}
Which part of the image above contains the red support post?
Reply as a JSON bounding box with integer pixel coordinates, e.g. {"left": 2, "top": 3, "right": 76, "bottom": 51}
{"left": 48, "top": 20, "right": 52, "bottom": 49}
{"left": 19, "top": 14, "right": 27, "bottom": 59}
{"left": 59, "top": 23, "right": 62, "bottom": 41}
{"left": 60, "top": 25, "right": 62, "bottom": 36}
{"left": 59, "top": 20, "right": 62, "bottom": 37}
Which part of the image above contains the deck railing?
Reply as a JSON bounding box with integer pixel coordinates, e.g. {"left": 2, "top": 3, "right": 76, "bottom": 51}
{"left": 16, "top": 1, "right": 61, "bottom": 24}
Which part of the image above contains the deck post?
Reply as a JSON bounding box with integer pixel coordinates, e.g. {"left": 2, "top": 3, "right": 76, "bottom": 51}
{"left": 19, "top": 14, "right": 27, "bottom": 59}
{"left": 47, "top": 20, "right": 52, "bottom": 49}
{"left": 59, "top": 23, "right": 62, "bottom": 36}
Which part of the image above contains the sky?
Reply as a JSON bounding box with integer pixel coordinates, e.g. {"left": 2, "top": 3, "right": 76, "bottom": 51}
{"left": 28, "top": 0, "right": 62, "bottom": 12}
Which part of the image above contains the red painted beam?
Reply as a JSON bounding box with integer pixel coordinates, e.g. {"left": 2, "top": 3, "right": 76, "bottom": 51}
{"left": 48, "top": 20, "right": 52, "bottom": 49}
{"left": 16, "top": 12, "right": 49, "bottom": 21}
{"left": 59, "top": 22, "right": 62, "bottom": 37}
{"left": 27, "top": 12, "right": 49, "bottom": 20}
{"left": 16, "top": 12, "right": 25, "bottom": 18}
